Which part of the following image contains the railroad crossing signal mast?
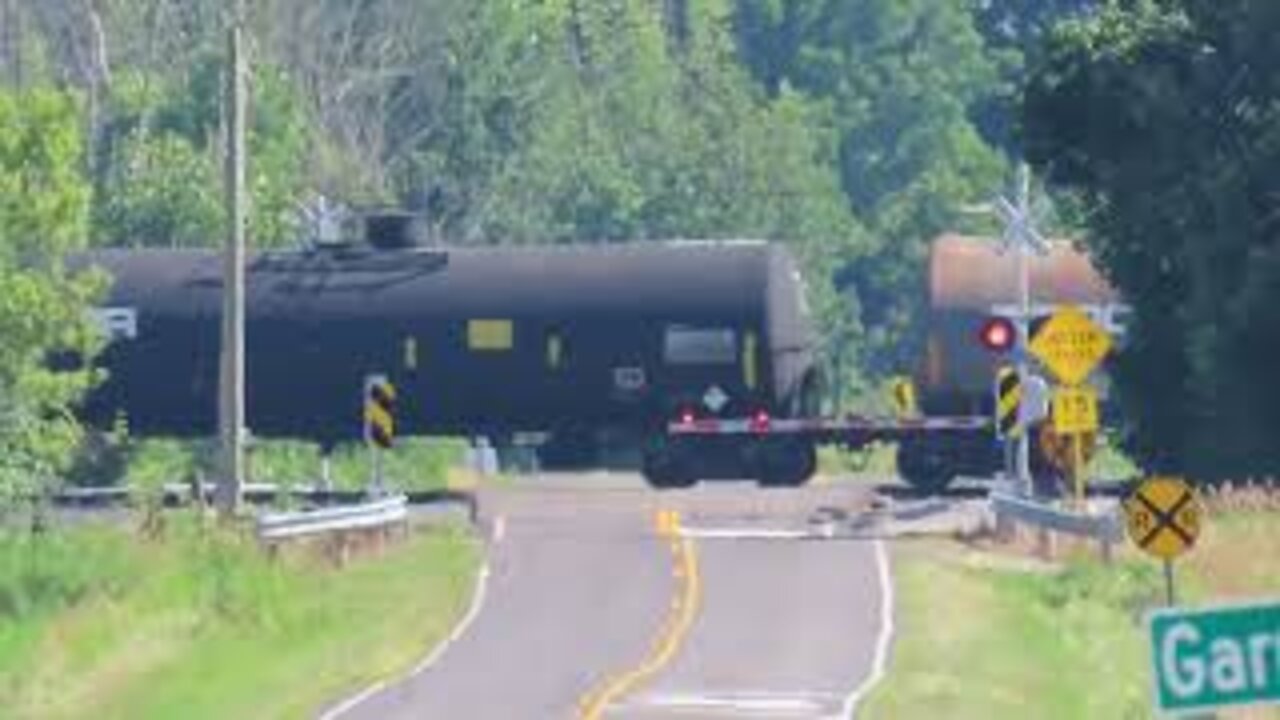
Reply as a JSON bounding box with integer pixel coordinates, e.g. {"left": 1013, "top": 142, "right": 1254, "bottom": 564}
{"left": 992, "top": 164, "right": 1049, "bottom": 495}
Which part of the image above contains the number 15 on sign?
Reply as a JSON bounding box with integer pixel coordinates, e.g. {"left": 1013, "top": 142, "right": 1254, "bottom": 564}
{"left": 1052, "top": 386, "right": 1099, "bottom": 435}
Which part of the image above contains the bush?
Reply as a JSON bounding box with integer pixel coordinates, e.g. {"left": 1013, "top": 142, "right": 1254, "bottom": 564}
{"left": 0, "top": 527, "right": 136, "bottom": 620}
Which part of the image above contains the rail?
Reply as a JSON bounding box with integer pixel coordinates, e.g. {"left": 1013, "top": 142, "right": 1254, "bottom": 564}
{"left": 256, "top": 494, "right": 408, "bottom": 542}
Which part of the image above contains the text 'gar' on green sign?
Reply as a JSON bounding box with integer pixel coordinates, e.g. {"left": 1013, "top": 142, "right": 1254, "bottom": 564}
{"left": 1149, "top": 600, "right": 1280, "bottom": 715}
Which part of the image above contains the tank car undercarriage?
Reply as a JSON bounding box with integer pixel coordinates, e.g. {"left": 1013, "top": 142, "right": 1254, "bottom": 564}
{"left": 640, "top": 434, "right": 816, "bottom": 488}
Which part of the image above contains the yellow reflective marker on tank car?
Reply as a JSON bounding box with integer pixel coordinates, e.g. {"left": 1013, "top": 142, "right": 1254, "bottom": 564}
{"left": 468, "top": 319, "right": 513, "bottom": 351}
{"left": 546, "top": 332, "right": 564, "bottom": 369}
{"left": 742, "top": 331, "right": 758, "bottom": 390}
{"left": 403, "top": 336, "right": 418, "bottom": 370}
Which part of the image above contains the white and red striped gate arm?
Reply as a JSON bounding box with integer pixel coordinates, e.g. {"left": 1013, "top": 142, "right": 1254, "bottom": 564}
{"left": 667, "top": 414, "right": 992, "bottom": 440}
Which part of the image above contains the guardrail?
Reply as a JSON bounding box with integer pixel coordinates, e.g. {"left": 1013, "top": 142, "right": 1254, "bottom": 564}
{"left": 256, "top": 494, "right": 408, "bottom": 543}
{"left": 990, "top": 490, "right": 1123, "bottom": 561}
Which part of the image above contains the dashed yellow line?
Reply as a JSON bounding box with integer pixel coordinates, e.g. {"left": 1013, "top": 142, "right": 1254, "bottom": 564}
{"left": 578, "top": 510, "right": 700, "bottom": 720}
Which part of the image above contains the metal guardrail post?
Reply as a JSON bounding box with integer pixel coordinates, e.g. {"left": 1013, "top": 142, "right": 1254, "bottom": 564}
{"left": 990, "top": 491, "right": 1122, "bottom": 562}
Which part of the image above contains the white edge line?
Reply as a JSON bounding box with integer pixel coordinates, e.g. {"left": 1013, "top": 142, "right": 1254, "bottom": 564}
{"left": 409, "top": 562, "right": 491, "bottom": 677}
{"left": 317, "top": 515, "right": 501, "bottom": 720}
{"left": 840, "top": 537, "right": 895, "bottom": 719}
{"left": 317, "top": 680, "right": 387, "bottom": 720}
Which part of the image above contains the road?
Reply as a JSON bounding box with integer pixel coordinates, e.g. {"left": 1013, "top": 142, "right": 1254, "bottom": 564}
{"left": 327, "top": 474, "right": 892, "bottom": 720}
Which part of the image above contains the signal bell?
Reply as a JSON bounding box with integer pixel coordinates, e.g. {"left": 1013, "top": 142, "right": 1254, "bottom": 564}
{"left": 978, "top": 316, "right": 1016, "bottom": 352}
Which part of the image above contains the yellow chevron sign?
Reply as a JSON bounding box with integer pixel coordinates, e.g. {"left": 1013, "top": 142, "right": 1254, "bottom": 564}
{"left": 364, "top": 375, "right": 396, "bottom": 449}
{"left": 889, "top": 376, "right": 917, "bottom": 417}
{"left": 996, "top": 366, "right": 1021, "bottom": 438}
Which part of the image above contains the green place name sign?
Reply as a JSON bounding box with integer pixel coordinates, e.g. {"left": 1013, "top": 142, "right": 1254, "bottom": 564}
{"left": 1149, "top": 600, "right": 1280, "bottom": 714}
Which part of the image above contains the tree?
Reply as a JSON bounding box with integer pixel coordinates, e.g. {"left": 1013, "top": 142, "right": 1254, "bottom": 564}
{"left": 1023, "top": 0, "right": 1280, "bottom": 478}
{"left": 92, "top": 60, "right": 312, "bottom": 249}
{"left": 0, "top": 88, "right": 103, "bottom": 500}
{"left": 730, "top": 0, "right": 1010, "bottom": 376}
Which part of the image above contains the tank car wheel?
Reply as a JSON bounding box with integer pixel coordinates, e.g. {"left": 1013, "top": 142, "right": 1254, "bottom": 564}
{"left": 539, "top": 428, "right": 599, "bottom": 469}
{"left": 897, "top": 443, "right": 955, "bottom": 494}
{"left": 641, "top": 450, "right": 697, "bottom": 489}
{"left": 757, "top": 441, "right": 817, "bottom": 488}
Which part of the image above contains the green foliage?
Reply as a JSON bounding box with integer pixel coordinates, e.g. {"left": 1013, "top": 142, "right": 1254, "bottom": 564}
{"left": 0, "top": 1, "right": 1104, "bottom": 443}
{"left": 1031, "top": 555, "right": 1162, "bottom": 618}
{"left": 732, "top": 0, "right": 1012, "bottom": 375}
{"left": 865, "top": 542, "right": 1155, "bottom": 719}
{"left": 0, "top": 517, "right": 480, "bottom": 719}
{"left": 816, "top": 442, "right": 896, "bottom": 477}
{"left": 0, "top": 526, "right": 136, "bottom": 622}
{"left": 249, "top": 438, "right": 466, "bottom": 493}
{"left": 93, "top": 60, "right": 313, "bottom": 250}
{"left": 123, "top": 439, "right": 196, "bottom": 529}
{"left": 420, "top": 0, "right": 861, "bottom": 247}
{"left": 0, "top": 89, "right": 103, "bottom": 499}
{"left": 95, "top": 130, "right": 222, "bottom": 248}
{"left": 425, "top": 0, "right": 869, "bottom": 376}
{"left": 1023, "top": 0, "right": 1280, "bottom": 477}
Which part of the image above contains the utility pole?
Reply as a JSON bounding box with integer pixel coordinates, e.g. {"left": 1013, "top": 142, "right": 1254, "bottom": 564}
{"left": 217, "top": 0, "right": 247, "bottom": 518}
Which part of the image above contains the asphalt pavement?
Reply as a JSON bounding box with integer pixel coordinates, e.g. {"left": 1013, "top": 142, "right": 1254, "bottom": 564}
{"left": 327, "top": 474, "right": 892, "bottom": 720}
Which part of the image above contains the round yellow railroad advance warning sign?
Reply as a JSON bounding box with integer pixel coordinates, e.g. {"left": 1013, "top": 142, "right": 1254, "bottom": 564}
{"left": 1124, "top": 476, "right": 1202, "bottom": 559}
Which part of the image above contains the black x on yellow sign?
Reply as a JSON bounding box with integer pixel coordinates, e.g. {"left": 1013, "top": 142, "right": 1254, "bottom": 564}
{"left": 1124, "top": 476, "right": 1201, "bottom": 559}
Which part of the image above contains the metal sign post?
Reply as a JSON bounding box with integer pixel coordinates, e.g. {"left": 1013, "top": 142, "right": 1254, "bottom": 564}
{"left": 1073, "top": 434, "right": 1085, "bottom": 508}
{"left": 364, "top": 375, "right": 396, "bottom": 496}
{"left": 1050, "top": 385, "right": 1100, "bottom": 506}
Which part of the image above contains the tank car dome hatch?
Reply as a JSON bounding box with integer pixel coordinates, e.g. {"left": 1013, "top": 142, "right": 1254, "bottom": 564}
{"left": 363, "top": 210, "right": 425, "bottom": 250}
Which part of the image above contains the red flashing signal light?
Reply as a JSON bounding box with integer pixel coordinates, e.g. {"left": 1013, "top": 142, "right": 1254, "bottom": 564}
{"left": 979, "top": 316, "right": 1016, "bottom": 352}
{"left": 677, "top": 408, "right": 696, "bottom": 426}
{"left": 749, "top": 409, "right": 771, "bottom": 432}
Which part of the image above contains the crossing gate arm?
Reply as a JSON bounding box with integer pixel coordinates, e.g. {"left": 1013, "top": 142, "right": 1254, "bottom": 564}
{"left": 666, "top": 415, "right": 993, "bottom": 445}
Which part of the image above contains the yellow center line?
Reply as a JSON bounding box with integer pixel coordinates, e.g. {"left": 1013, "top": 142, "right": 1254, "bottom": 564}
{"left": 578, "top": 513, "right": 701, "bottom": 720}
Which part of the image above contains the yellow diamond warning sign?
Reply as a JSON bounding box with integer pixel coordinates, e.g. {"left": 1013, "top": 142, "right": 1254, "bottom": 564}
{"left": 1028, "top": 306, "right": 1112, "bottom": 385}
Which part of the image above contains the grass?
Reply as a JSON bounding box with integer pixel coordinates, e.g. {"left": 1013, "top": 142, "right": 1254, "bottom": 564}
{"left": 111, "top": 436, "right": 469, "bottom": 495}
{"left": 0, "top": 514, "right": 481, "bottom": 720}
{"left": 864, "top": 509, "right": 1280, "bottom": 720}
{"left": 817, "top": 442, "right": 897, "bottom": 480}
{"left": 250, "top": 437, "right": 469, "bottom": 493}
